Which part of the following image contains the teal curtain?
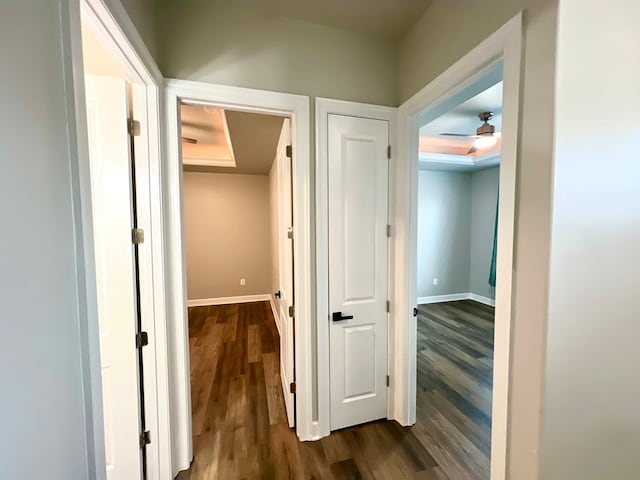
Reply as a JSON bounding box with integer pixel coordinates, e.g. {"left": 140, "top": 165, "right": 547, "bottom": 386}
{"left": 488, "top": 195, "right": 498, "bottom": 287}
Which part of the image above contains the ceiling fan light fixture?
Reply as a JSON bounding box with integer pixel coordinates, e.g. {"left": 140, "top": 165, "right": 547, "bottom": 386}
{"left": 474, "top": 135, "right": 498, "bottom": 149}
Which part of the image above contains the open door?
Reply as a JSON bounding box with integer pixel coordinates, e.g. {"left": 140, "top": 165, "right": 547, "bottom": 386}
{"left": 85, "top": 75, "right": 143, "bottom": 480}
{"left": 274, "top": 118, "right": 296, "bottom": 427}
{"left": 328, "top": 114, "right": 390, "bottom": 430}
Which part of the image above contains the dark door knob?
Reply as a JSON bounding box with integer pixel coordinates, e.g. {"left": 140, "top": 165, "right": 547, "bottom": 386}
{"left": 332, "top": 311, "right": 354, "bottom": 322}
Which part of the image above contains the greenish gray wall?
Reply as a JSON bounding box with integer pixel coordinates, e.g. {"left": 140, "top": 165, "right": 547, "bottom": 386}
{"left": 182, "top": 172, "right": 272, "bottom": 300}
{"left": 119, "top": 0, "right": 159, "bottom": 61}
{"left": 417, "top": 170, "right": 471, "bottom": 299}
{"left": 540, "top": 1, "right": 640, "bottom": 478}
{"left": 1, "top": 1, "right": 94, "bottom": 477}
{"left": 157, "top": 0, "right": 398, "bottom": 106}
{"left": 470, "top": 167, "right": 499, "bottom": 300}
{"left": 417, "top": 167, "right": 499, "bottom": 301}
{"left": 401, "top": 2, "right": 559, "bottom": 478}
{"left": 399, "top": 0, "right": 526, "bottom": 103}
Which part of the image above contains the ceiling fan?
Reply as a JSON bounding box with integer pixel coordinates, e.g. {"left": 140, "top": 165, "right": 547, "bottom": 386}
{"left": 440, "top": 112, "right": 499, "bottom": 154}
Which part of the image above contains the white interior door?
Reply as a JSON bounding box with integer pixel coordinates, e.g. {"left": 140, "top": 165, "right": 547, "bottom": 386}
{"left": 328, "top": 114, "right": 389, "bottom": 431}
{"left": 85, "top": 75, "right": 142, "bottom": 480}
{"left": 275, "top": 118, "right": 296, "bottom": 427}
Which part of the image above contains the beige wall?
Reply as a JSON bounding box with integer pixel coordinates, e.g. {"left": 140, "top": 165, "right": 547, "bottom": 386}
{"left": 400, "top": 2, "right": 558, "bottom": 478}
{"left": 183, "top": 172, "right": 272, "bottom": 300}
{"left": 156, "top": 0, "right": 398, "bottom": 106}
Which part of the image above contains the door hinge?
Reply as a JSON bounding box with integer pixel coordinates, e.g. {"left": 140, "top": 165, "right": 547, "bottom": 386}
{"left": 387, "top": 145, "right": 391, "bottom": 159}
{"left": 128, "top": 119, "right": 141, "bottom": 137}
{"left": 413, "top": 307, "right": 418, "bottom": 317}
{"left": 136, "top": 331, "right": 149, "bottom": 349}
{"left": 290, "top": 382, "right": 296, "bottom": 394}
{"left": 386, "top": 375, "right": 390, "bottom": 387}
{"left": 288, "top": 305, "right": 295, "bottom": 318}
{"left": 386, "top": 224, "right": 391, "bottom": 237}
{"left": 286, "top": 145, "right": 293, "bottom": 158}
{"left": 287, "top": 227, "right": 294, "bottom": 240}
{"left": 132, "top": 228, "right": 145, "bottom": 245}
{"left": 139, "top": 430, "right": 151, "bottom": 448}
{"left": 386, "top": 300, "right": 390, "bottom": 313}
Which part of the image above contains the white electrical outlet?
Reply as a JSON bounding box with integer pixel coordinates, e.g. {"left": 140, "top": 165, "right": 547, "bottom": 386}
{"left": 433, "top": 278, "right": 439, "bottom": 286}
{"left": 240, "top": 278, "right": 246, "bottom": 286}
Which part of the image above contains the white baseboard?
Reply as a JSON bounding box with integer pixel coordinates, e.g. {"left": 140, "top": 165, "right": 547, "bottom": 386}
{"left": 269, "top": 295, "right": 281, "bottom": 335}
{"left": 418, "top": 293, "right": 469, "bottom": 304}
{"left": 187, "top": 294, "right": 271, "bottom": 307}
{"left": 417, "top": 292, "right": 496, "bottom": 307}
{"left": 468, "top": 293, "right": 496, "bottom": 307}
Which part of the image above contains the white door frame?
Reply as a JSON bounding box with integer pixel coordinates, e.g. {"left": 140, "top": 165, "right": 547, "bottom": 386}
{"left": 315, "top": 98, "right": 397, "bottom": 438}
{"left": 393, "top": 13, "right": 522, "bottom": 480}
{"left": 163, "top": 79, "right": 312, "bottom": 469}
{"left": 66, "top": 0, "right": 171, "bottom": 478}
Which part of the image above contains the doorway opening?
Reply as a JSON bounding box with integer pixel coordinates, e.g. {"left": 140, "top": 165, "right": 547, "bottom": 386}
{"left": 394, "top": 14, "right": 522, "bottom": 480}
{"left": 78, "top": 1, "right": 168, "bottom": 478}
{"left": 414, "top": 79, "right": 503, "bottom": 479}
{"left": 164, "top": 81, "right": 312, "bottom": 473}
{"left": 177, "top": 103, "right": 298, "bottom": 475}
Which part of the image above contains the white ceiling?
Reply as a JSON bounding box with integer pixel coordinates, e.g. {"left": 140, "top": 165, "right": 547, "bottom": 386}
{"left": 419, "top": 81, "right": 503, "bottom": 172}
{"left": 420, "top": 82, "right": 503, "bottom": 137}
{"left": 238, "top": 0, "right": 434, "bottom": 39}
{"left": 181, "top": 106, "right": 284, "bottom": 175}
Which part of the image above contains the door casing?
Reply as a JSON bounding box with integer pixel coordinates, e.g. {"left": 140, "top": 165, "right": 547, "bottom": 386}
{"left": 67, "top": 0, "right": 170, "bottom": 478}
{"left": 315, "top": 98, "right": 397, "bottom": 439}
{"left": 164, "top": 79, "right": 312, "bottom": 470}
{"left": 394, "top": 13, "right": 523, "bottom": 480}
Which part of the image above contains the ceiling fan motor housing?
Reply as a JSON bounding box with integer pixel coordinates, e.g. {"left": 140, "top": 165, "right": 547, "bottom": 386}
{"left": 477, "top": 112, "right": 495, "bottom": 136}
{"left": 476, "top": 122, "right": 495, "bottom": 136}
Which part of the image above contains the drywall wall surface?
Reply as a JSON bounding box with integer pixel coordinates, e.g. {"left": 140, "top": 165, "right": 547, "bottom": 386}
{"left": 540, "top": 1, "right": 640, "bottom": 478}
{"left": 0, "top": 1, "right": 92, "bottom": 478}
{"left": 157, "top": 0, "right": 398, "bottom": 106}
{"left": 399, "top": 0, "right": 525, "bottom": 102}
{"left": 183, "top": 172, "right": 272, "bottom": 300}
{"left": 417, "top": 170, "right": 471, "bottom": 298}
{"left": 469, "top": 167, "right": 499, "bottom": 300}
{"left": 268, "top": 160, "right": 280, "bottom": 299}
{"left": 119, "top": 0, "right": 159, "bottom": 61}
{"left": 401, "top": 2, "right": 559, "bottom": 478}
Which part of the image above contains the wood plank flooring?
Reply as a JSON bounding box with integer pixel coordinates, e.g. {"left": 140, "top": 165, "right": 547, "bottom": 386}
{"left": 177, "top": 300, "right": 494, "bottom": 480}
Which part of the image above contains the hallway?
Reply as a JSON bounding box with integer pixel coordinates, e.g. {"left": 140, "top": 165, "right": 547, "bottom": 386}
{"left": 178, "top": 301, "right": 451, "bottom": 479}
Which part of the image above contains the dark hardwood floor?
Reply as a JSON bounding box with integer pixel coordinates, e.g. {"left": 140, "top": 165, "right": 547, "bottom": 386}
{"left": 415, "top": 300, "right": 494, "bottom": 479}
{"left": 177, "top": 299, "right": 494, "bottom": 480}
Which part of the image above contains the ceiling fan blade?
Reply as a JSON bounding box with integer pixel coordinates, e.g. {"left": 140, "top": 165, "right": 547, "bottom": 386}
{"left": 440, "top": 133, "right": 475, "bottom": 137}
{"left": 182, "top": 136, "right": 198, "bottom": 144}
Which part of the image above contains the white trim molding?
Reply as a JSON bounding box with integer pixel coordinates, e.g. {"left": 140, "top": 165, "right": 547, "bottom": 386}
{"left": 418, "top": 293, "right": 496, "bottom": 307}
{"left": 164, "top": 79, "right": 312, "bottom": 471}
{"left": 468, "top": 293, "right": 496, "bottom": 307}
{"left": 68, "top": 0, "right": 169, "bottom": 478}
{"left": 418, "top": 149, "right": 500, "bottom": 167}
{"left": 395, "top": 12, "right": 522, "bottom": 480}
{"left": 187, "top": 294, "right": 271, "bottom": 307}
{"left": 315, "top": 97, "right": 397, "bottom": 439}
{"left": 417, "top": 293, "right": 470, "bottom": 304}
{"left": 269, "top": 295, "right": 281, "bottom": 335}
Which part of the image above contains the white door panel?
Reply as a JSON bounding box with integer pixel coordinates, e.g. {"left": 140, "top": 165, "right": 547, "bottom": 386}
{"left": 85, "top": 75, "right": 142, "bottom": 480}
{"left": 328, "top": 114, "right": 389, "bottom": 430}
{"left": 276, "top": 118, "right": 295, "bottom": 428}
